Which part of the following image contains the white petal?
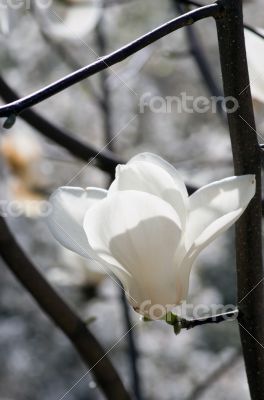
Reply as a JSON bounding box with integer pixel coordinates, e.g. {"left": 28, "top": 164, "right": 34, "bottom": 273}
{"left": 176, "top": 175, "right": 256, "bottom": 301}
{"left": 109, "top": 153, "right": 188, "bottom": 227}
{"left": 245, "top": 28, "right": 264, "bottom": 103}
{"left": 128, "top": 153, "right": 188, "bottom": 196}
{"left": 185, "top": 175, "right": 256, "bottom": 250}
{"left": 47, "top": 186, "right": 107, "bottom": 258}
{"left": 83, "top": 190, "right": 183, "bottom": 314}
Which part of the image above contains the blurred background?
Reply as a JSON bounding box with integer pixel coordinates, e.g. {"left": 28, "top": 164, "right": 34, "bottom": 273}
{"left": 0, "top": 0, "right": 264, "bottom": 399}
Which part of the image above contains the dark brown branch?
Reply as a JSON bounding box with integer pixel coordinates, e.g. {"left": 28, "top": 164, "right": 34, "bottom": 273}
{"left": 216, "top": 1, "right": 264, "bottom": 399}
{"left": 0, "top": 216, "right": 131, "bottom": 400}
{"left": 0, "top": 3, "right": 222, "bottom": 121}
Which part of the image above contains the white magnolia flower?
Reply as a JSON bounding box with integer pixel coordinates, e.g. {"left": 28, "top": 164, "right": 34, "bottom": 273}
{"left": 47, "top": 153, "right": 256, "bottom": 319}
{"left": 245, "top": 27, "right": 264, "bottom": 103}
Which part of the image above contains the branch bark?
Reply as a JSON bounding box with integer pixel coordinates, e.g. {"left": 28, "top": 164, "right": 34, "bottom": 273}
{"left": 215, "top": 1, "right": 264, "bottom": 398}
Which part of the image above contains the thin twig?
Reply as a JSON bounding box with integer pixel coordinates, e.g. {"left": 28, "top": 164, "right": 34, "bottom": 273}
{"left": 180, "top": 310, "right": 239, "bottom": 330}
{"left": 166, "top": 310, "right": 239, "bottom": 334}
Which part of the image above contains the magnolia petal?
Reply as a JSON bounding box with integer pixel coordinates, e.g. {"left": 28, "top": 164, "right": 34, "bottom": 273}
{"left": 176, "top": 175, "right": 256, "bottom": 302}
{"left": 109, "top": 153, "right": 188, "bottom": 227}
{"left": 128, "top": 153, "right": 188, "bottom": 199}
{"left": 47, "top": 186, "right": 107, "bottom": 258}
{"left": 177, "top": 209, "right": 244, "bottom": 302}
{"left": 185, "top": 175, "right": 256, "bottom": 250}
{"left": 245, "top": 28, "right": 264, "bottom": 104}
{"left": 84, "top": 190, "right": 183, "bottom": 314}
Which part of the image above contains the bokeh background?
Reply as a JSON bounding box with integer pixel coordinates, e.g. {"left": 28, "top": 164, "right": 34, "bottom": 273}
{"left": 0, "top": 0, "right": 264, "bottom": 399}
